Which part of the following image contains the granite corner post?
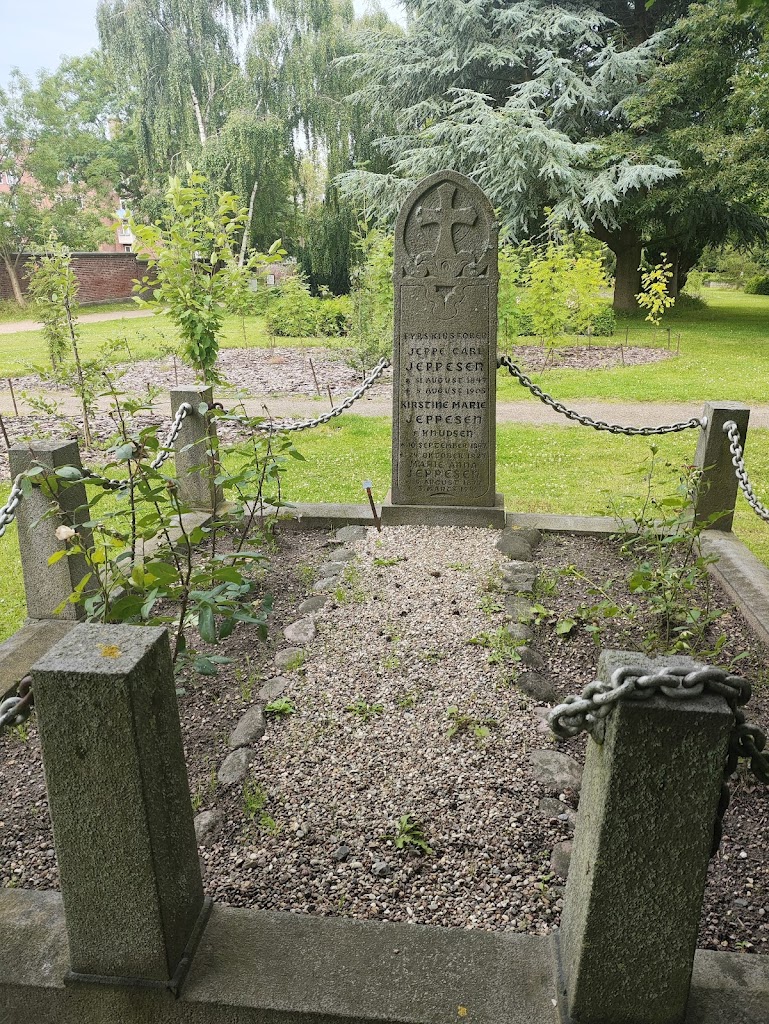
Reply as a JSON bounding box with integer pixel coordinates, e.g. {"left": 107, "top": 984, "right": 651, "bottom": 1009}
{"left": 170, "top": 388, "right": 223, "bottom": 513}
{"left": 8, "top": 440, "right": 94, "bottom": 620}
{"left": 558, "top": 651, "right": 733, "bottom": 1024}
{"left": 693, "top": 401, "right": 750, "bottom": 530}
{"left": 31, "top": 624, "right": 208, "bottom": 989}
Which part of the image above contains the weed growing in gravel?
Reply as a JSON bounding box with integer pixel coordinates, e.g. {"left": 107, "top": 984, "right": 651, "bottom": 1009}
{"left": 396, "top": 691, "right": 418, "bottom": 709}
{"left": 297, "top": 563, "right": 317, "bottom": 588}
{"left": 265, "top": 697, "right": 296, "bottom": 717}
{"left": 235, "top": 654, "right": 259, "bottom": 702}
{"left": 191, "top": 763, "right": 218, "bottom": 812}
{"left": 334, "top": 563, "right": 366, "bottom": 604}
{"left": 283, "top": 650, "right": 306, "bottom": 672}
{"left": 468, "top": 627, "right": 524, "bottom": 668}
{"left": 8, "top": 721, "right": 30, "bottom": 743}
{"left": 478, "top": 594, "right": 504, "bottom": 616}
{"left": 534, "top": 570, "right": 559, "bottom": 599}
{"left": 373, "top": 555, "right": 407, "bottom": 567}
{"left": 446, "top": 706, "right": 498, "bottom": 744}
{"left": 447, "top": 561, "right": 472, "bottom": 571}
{"left": 384, "top": 814, "right": 433, "bottom": 856}
{"left": 382, "top": 654, "right": 401, "bottom": 670}
{"left": 345, "top": 698, "right": 384, "bottom": 721}
{"left": 616, "top": 450, "right": 724, "bottom": 653}
{"left": 242, "top": 779, "right": 282, "bottom": 835}
{"left": 418, "top": 648, "right": 444, "bottom": 664}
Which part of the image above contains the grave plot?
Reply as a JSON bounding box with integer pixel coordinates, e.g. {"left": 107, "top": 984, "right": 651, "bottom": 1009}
{"left": 1, "top": 521, "right": 766, "bottom": 954}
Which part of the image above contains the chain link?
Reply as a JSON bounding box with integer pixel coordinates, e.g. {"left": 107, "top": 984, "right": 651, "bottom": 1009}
{"left": 81, "top": 401, "right": 194, "bottom": 492}
{"left": 497, "top": 355, "right": 706, "bottom": 435}
{"left": 547, "top": 664, "right": 767, "bottom": 855}
{"left": 723, "top": 420, "right": 769, "bottom": 524}
{"left": 222, "top": 358, "right": 391, "bottom": 434}
{"left": 0, "top": 474, "right": 24, "bottom": 539}
{"left": 0, "top": 676, "right": 33, "bottom": 733}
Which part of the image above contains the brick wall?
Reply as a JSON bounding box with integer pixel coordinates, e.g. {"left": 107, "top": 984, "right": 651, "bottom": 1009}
{"left": 0, "top": 252, "right": 156, "bottom": 305}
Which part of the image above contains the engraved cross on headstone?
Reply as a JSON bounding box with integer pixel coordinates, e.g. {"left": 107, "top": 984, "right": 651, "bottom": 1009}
{"left": 416, "top": 182, "right": 477, "bottom": 261}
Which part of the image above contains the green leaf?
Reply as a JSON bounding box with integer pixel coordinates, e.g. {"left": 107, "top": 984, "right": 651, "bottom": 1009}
{"left": 193, "top": 656, "right": 219, "bottom": 676}
{"left": 197, "top": 604, "right": 217, "bottom": 643}
{"left": 55, "top": 466, "right": 83, "bottom": 481}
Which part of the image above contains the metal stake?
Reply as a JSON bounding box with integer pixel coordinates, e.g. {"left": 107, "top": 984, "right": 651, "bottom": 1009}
{"left": 7, "top": 378, "right": 19, "bottom": 416}
{"left": 363, "top": 480, "right": 381, "bottom": 532}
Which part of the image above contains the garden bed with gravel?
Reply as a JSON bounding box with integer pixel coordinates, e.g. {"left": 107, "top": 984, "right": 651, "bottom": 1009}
{"left": 0, "top": 523, "right": 766, "bottom": 954}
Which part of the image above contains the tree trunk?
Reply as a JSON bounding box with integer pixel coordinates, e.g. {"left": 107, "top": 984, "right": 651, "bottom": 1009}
{"left": 667, "top": 249, "right": 680, "bottom": 301}
{"left": 613, "top": 245, "right": 643, "bottom": 311}
{"left": 239, "top": 177, "right": 258, "bottom": 269}
{"left": 190, "top": 84, "right": 207, "bottom": 147}
{"left": 2, "top": 252, "right": 27, "bottom": 307}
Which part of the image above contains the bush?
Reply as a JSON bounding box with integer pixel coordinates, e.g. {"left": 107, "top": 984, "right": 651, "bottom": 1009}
{"left": 588, "top": 304, "right": 615, "bottom": 337}
{"left": 266, "top": 274, "right": 352, "bottom": 337}
{"left": 744, "top": 275, "right": 769, "bottom": 295}
{"left": 313, "top": 295, "right": 352, "bottom": 337}
{"left": 516, "top": 312, "right": 536, "bottom": 336}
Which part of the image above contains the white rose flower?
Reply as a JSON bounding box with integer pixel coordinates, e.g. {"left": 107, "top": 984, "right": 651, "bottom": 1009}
{"left": 55, "top": 525, "right": 76, "bottom": 542}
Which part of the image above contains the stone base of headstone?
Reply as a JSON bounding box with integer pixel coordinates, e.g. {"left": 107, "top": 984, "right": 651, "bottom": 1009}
{"left": 381, "top": 492, "right": 506, "bottom": 528}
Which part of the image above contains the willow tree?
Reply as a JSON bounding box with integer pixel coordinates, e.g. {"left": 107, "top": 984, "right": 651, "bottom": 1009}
{"left": 245, "top": 0, "right": 400, "bottom": 290}
{"left": 338, "top": 0, "right": 681, "bottom": 309}
{"left": 97, "top": 0, "right": 267, "bottom": 169}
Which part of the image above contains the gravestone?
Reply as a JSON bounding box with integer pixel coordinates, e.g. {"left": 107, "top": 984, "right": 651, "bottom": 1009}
{"left": 382, "top": 169, "right": 505, "bottom": 527}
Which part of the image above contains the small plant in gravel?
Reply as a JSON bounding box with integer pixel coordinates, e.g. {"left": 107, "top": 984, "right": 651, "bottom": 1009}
{"left": 297, "top": 563, "right": 317, "bottom": 588}
{"left": 446, "top": 706, "right": 498, "bottom": 744}
{"left": 373, "top": 555, "right": 407, "bottom": 567}
{"left": 334, "top": 563, "right": 365, "bottom": 604}
{"left": 617, "top": 449, "right": 724, "bottom": 652}
{"left": 381, "top": 654, "right": 401, "bottom": 671}
{"left": 468, "top": 627, "right": 524, "bottom": 669}
{"left": 242, "top": 779, "right": 282, "bottom": 835}
{"left": 554, "top": 566, "right": 632, "bottom": 645}
{"left": 478, "top": 594, "right": 504, "bottom": 616}
{"left": 534, "top": 570, "right": 559, "bottom": 599}
{"left": 191, "top": 763, "right": 218, "bottom": 812}
{"left": 384, "top": 814, "right": 433, "bottom": 856}
{"left": 282, "top": 650, "right": 306, "bottom": 672}
{"left": 235, "top": 654, "right": 258, "bottom": 702}
{"left": 396, "top": 691, "right": 418, "bottom": 709}
{"left": 447, "top": 561, "right": 472, "bottom": 572}
{"left": 265, "top": 697, "right": 296, "bottom": 717}
{"left": 345, "top": 698, "right": 384, "bottom": 722}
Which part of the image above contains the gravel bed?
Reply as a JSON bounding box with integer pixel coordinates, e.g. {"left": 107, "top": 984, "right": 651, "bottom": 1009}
{"left": 1, "top": 525, "right": 766, "bottom": 953}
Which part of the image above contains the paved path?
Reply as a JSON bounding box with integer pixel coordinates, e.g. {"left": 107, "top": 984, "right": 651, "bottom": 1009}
{"left": 0, "top": 309, "right": 154, "bottom": 335}
{"left": 2, "top": 388, "right": 768, "bottom": 428}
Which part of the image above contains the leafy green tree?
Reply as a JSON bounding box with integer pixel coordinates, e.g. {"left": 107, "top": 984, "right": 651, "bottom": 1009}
{"left": 0, "top": 62, "right": 122, "bottom": 305}
{"left": 338, "top": 0, "right": 680, "bottom": 309}
{"left": 614, "top": 0, "right": 769, "bottom": 297}
{"left": 131, "top": 170, "right": 272, "bottom": 383}
{"left": 26, "top": 238, "right": 93, "bottom": 446}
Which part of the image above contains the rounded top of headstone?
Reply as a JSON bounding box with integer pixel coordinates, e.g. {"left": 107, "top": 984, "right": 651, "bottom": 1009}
{"left": 395, "top": 170, "right": 497, "bottom": 284}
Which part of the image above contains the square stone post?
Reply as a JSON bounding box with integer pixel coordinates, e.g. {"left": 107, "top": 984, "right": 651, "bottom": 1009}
{"left": 558, "top": 651, "right": 734, "bottom": 1024}
{"left": 693, "top": 401, "right": 750, "bottom": 530}
{"left": 31, "top": 624, "right": 208, "bottom": 990}
{"left": 170, "top": 388, "right": 223, "bottom": 513}
{"left": 8, "top": 440, "right": 94, "bottom": 620}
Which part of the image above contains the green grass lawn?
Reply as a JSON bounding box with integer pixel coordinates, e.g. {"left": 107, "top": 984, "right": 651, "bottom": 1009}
{"left": 0, "top": 310, "right": 332, "bottom": 377}
{"left": 5, "top": 415, "right": 767, "bottom": 643}
{"left": 2, "top": 290, "right": 768, "bottom": 407}
{"left": 497, "top": 291, "right": 769, "bottom": 404}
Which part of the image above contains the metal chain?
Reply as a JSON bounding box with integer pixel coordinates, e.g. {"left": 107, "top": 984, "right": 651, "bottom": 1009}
{"left": 547, "top": 664, "right": 767, "bottom": 855}
{"left": 0, "top": 676, "right": 33, "bottom": 733}
{"left": 724, "top": 420, "right": 769, "bottom": 523}
{"left": 81, "top": 401, "right": 194, "bottom": 492}
{"left": 0, "top": 474, "right": 24, "bottom": 539}
{"left": 223, "top": 357, "right": 391, "bottom": 434}
{"left": 497, "top": 355, "right": 706, "bottom": 435}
